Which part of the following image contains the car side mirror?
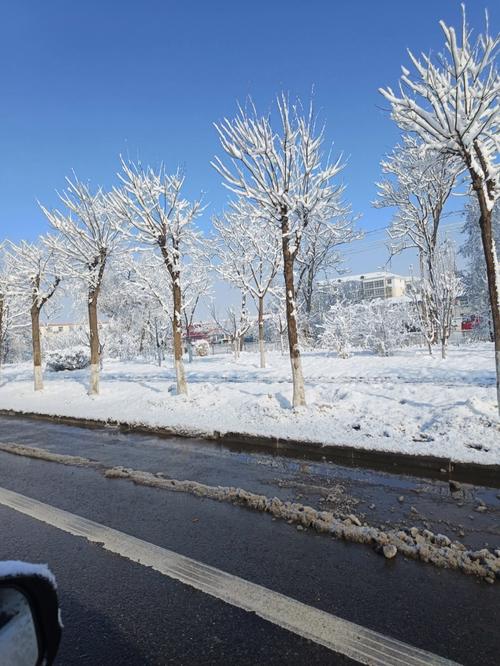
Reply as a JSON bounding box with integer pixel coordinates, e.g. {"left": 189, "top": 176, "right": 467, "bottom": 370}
{"left": 0, "top": 562, "right": 61, "bottom": 666}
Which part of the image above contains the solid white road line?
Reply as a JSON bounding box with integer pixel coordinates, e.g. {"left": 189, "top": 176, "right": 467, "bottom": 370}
{"left": 0, "top": 486, "right": 460, "bottom": 666}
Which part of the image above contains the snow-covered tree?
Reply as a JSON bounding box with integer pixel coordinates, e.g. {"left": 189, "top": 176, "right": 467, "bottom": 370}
{"left": 375, "top": 136, "right": 459, "bottom": 265}
{"left": 380, "top": 8, "right": 500, "bottom": 411}
{"left": 424, "top": 241, "right": 463, "bottom": 359}
{"left": 363, "top": 299, "right": 417, "bottom": 356}
{"left": 213, "top": 198, "right": 281, "bottom": 368}
{"left": 211, "top": 291, "right": 251, "bottom": 360}
{"left": 110, "top": 159, "right": 203, "bottom": 395}
{"left": 0, "top": 252, "right": 27, "bottom": 369}
{"left": 461, "top": 199, "right": 500, "bottom": 339}
{"left": 374, "top": 136, "right": 459, "bottom": 348}
{"left": 319, "top": 297, "right": 416, "bottom": 357}
{"left": 122, "top": 253, "right": 174, "bottom": 367}
{"left": 213, "top": 96, "right": 347, "bottom": 406}
{"left": 407, "top": 272, "right": 436, "bottom": 356}
{"left": 319, "top": 299, "right": 353, "bottom": 358}
{"left": 42, "top": 325, "right": 87, "bottom": 354}
{"left": 267, "top": 290, "right": 287, "bottom": 355}
{"left": 41, "top": 176, "right": 123, "bottom": 395}
{"left": 295, "top": 204, "right": 358, "bottom": 342}
{"left": 99, "top": 261, "right": 155, "bottom": 361}
{"left": 182, "top": 246, "right": 212, "bottom": 363}
{"left": 5, "top": 238, "right": 61, "bottom": 390}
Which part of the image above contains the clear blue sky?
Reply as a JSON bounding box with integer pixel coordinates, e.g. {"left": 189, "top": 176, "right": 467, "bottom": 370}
{"left": 0, "top": 0, "right": 495, "bottom": 272}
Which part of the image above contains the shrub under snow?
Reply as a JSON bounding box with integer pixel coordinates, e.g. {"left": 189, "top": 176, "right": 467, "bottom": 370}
{"left": 46, "top": 346, "right": 90, "bottom": 372}
{"left": 320, "top": 298, "right": 417, "bottom": 357}
{"left": 192, "top": 338, "right": 210, "bottom": 357}
{"left": 319, "top": 301, "right": 353, "bottom": 358}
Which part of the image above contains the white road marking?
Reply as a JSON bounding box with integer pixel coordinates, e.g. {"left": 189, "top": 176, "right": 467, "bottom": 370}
{"left": 0, "top": 486, "right": 459, "bottom": 666}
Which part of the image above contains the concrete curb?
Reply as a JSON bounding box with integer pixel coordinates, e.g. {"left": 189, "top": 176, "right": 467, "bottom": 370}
{"left": 1, "top": 408, "right": 499, "bottom": 488}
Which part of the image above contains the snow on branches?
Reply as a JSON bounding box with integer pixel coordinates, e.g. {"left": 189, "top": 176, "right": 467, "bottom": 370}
{"left": 320, "top": 298, "right": 417, "bottom": 358}
{"left": 375, "top": 135, "right": 459, "bottom": 261}
{"left": 461, "top": 199, "right": 500, "bottom": 339}
{"left": 379, "top": 8, "right": 499, "bottom": 209}
{"left": 110, "top": 159, "right": 204, "bottom": 395}
{"left": 212, "top": 198, "right": 281, "bottom": 367}
{"left": 4, "top": 237, "right": 61, "bottom": 390}
{"left": 213, "top": 95, "right": 350, "bottom": 406}
{"left": 380, "top": 5, "right": 500, "bottom": 413}
{"left": 0, "top": 249, "right": 27, "bottom": 367}
{"left": 432, "top": 245, "right": 463, "bottom": 360}
{"left": 41, "top": 175, "right": 123, "bottom": 394}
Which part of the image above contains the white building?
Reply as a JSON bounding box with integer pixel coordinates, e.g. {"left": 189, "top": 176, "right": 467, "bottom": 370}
{"left": 329, "top": 272, "right": 412, "bottom": 302}
{"left": 40, "top": 322, "right": 85, "bottom": 337}
{"left": 40, "top": 321, "right": 108, "bottom": 338}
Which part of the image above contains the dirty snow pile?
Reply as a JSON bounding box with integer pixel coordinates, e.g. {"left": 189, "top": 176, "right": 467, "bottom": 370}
{"left": 0, "top": 343, "right": 498, "bottom": 464}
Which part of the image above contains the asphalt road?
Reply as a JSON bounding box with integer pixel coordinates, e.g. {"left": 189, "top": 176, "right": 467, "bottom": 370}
{"left": 0, "top": 416, "right": 499, "bottom": 665}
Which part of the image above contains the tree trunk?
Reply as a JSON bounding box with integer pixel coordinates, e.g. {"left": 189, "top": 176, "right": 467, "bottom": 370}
{"left": 281, "top": 212, "right": 306, "bottom": 407}
{"left": 476, "top": 198, "right": 500, "bottom": 414}
{"left": 31, "top": 305, "right": 43, "bottom": 391}
{"left": 154, "top": 319, "right": 162, "bottom": 367}
{"left": 172, "top": 279, "right": 187, "bottom": 395}
{"left": 418, "top": 252, "right": 434, "bottom": 353}
{"left": 302, "top": 265, "right": 315, "bottom": 344}
{"left": 139, "top": 324, "right": 146, "bottom": 354}
{"left": 258, "top": 295, "right": 266, "bottom": 369}
{"left": 88, "top": 290, "right": 100, "bottom": 395}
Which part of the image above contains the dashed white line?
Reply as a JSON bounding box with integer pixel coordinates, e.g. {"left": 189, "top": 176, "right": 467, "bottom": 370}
{"left": 0, "top": 486, "right": 460, "bottom": 666}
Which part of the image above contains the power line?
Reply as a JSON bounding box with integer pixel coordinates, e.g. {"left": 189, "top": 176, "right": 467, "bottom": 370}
{"left": 338, "top": 221, "right": 464, "bottom": 256}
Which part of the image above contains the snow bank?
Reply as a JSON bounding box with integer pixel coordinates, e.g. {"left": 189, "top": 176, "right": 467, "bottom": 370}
{"left": 0, "top": 344, "right": 498, "bottom": 464}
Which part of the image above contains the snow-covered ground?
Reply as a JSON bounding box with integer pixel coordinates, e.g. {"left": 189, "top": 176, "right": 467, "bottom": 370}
{"left": 0, "top": 344, "right": 499, "bottom": 464}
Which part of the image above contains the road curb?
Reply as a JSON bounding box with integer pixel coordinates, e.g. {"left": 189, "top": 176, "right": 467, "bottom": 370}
{"left": 1, "top": 408, "right": 499, "bottom": 487}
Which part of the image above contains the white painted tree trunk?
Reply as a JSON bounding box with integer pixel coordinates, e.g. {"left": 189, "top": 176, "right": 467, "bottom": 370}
{"left": 33, "top": 365, "right": 43, "bottom": 391}
{"left": 291, "top": 350, "right": 306, "bottom": 408}
{"left": 89, "top": 363, "right": 100, "bottom": 396}
{"left": 175, "top": 357, "right": 187, "bottom": 396}
{"left": 258, "top": 296, "right": 266, "bottom": 369}
{"left": 259, "top": 336, "right": 266, "bottom": 369}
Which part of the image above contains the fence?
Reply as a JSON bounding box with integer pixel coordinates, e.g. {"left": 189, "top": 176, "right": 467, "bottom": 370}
{"left": 209, "top": 340, "right": 284, "bottom": 356}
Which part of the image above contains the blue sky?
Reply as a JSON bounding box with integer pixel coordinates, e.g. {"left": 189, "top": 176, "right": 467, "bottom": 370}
{"left": 0, "top": 1, "right": 494, "bottom": 273}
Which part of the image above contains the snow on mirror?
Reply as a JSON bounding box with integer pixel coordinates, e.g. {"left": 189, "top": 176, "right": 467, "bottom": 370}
{"left": 0, "top": 588, "right": 39, "bottom": 665}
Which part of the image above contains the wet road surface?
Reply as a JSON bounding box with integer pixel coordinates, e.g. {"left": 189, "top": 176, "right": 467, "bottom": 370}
{"left": 0, "top": 415, "right": 499, "bottom": 664}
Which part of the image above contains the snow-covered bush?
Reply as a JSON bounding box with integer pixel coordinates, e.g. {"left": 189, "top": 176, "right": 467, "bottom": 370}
{"left": 192, "top": 338, "right": 210, "bottom": 357}
{"left": 319, "top": 302, "right": 353, "bottom": 358}
{"left": 42, "top": 327, "right": 87, "bottom": 353}
{"left": 46, "top": 346, "right": 90, "bottom": 372}
{"left": 320, "top": 298, "right": 416, "bottom": 357}
{"left": 363, "top": 299, "right": 415, "bottom": 356}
